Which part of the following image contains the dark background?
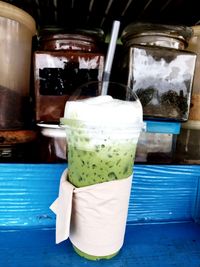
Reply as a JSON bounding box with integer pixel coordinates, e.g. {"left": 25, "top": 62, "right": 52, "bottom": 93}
{"left": 2, "top": 0, "right": 200, "bottom": 35}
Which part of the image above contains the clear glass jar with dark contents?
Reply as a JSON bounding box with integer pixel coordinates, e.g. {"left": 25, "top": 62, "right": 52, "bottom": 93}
{"left": 186, "top": 26, "right": 200, "bottom": 121}
{"left": 120, "top": 22, "right": 197, "bottom": 121}
{"left": 33, "top": 28, "right": 105, "bottom": 123}
{"left": 174, "top": 26, "right": 200, "bottom": 164}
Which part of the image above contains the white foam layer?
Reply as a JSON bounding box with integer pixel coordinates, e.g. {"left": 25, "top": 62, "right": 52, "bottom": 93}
{"left": 64, "top": 96, "right": 143, "bottom": 127}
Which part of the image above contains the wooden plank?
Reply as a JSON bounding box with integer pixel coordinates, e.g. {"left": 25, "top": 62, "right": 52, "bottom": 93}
{"left": 0, "top": 222, "right": 200, "bottom": 266}
{"left": 0, "top": 164, "right": 200, "bottom": 227}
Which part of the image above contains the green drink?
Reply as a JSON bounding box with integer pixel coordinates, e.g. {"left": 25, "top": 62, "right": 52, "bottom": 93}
{"left": 61, "top": 86, "right": 143, "bottom": 260}
{"left": 64, "top": 118, "right": 137, "bottom": 187}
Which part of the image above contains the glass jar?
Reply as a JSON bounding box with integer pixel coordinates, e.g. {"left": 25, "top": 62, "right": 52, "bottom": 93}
{"left": 186, "top": 26, "right": 200, "bottom": 120}
{"left": 175, "top": 26, "right": 200, "bottom": 164}
{"left": 120, "top": 22, "right": 197, "bottom": 121}
{"left": 34, "top": 29, "right": 105, "bottom": 123}
{"left": 175, "top": 120, "right": 200, "bottom": 164}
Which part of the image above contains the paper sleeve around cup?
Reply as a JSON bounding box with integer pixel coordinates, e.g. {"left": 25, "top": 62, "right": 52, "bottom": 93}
{"left": 50, "top": 169, "right": 133, "bottom": 256}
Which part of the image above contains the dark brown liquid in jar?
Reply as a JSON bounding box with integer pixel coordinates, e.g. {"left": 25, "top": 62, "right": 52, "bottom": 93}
{"left": 34, "top": 31, "right": 105, "bottom": 123}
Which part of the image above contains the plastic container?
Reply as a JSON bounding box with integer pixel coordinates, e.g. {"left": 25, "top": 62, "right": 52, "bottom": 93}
{"left": 120, "top": 22, "right": 196, "bottom": 121}
{"left": 186, "top": 26, "right": 200, "bottom": 120}
{"left": 0, "top": 1, "right": 36, "bottom": 129}
{"left": 135, "top": 120, "right": 181, "bottom": 163}
{"left": 34, "top": 29, "right": 105, "bottom": 123}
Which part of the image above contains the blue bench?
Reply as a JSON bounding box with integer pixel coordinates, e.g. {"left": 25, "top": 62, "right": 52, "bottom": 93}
{"left": 0, "top": 164, "right": 200, "bottom": 266}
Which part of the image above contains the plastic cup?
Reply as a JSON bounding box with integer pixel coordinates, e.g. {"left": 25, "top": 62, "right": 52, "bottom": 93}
{"left": 62, "top": 115, "right": 141, "bottom": 187}
{"left": 61, "top": 81, "right": 143, "bottom": 260}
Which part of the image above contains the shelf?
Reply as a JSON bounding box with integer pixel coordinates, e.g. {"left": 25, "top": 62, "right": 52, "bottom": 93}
{"left": 0, "top": 222, "right": 200, "bottom": 266}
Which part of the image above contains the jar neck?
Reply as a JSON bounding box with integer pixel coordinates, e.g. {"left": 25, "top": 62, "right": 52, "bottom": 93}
{"left": 124, "top": 34, "right": 187, "bottom": 50}
{"left": 39, "top": 34, "right": 101, "bottom": 52}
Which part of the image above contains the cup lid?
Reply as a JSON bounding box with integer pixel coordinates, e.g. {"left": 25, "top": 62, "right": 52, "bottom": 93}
{"left": 0, "top": 1, "right": 36, "bottom": 35}
{"left": 37, "top": 123, "right": 66, "bottom": 138}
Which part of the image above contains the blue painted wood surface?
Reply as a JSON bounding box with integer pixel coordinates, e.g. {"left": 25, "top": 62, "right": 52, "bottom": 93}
{"left": 0, "top": 164, "right": 200, "bottom": 228}
{"left": 0, "top": 163, "right": 200, "bottom": 266}
{"left": 0, "top": 222, "right": 200, "bottom": 267}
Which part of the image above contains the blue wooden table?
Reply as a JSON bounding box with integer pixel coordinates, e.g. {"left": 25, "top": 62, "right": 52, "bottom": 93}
{"left": 0, "top": 164, "right": 200, "bottom": 266}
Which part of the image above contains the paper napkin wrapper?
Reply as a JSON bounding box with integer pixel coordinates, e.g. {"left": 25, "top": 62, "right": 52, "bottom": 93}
{"left": 50, "top": 169, "right": 133, "bottom": 256}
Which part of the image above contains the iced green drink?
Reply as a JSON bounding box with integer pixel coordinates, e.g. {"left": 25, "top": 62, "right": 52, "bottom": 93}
{"left": 66, "top": 130, "right": 136, "bottom": 187}
{"left": 61, "top": 92, "right": 143, "bottom": 260}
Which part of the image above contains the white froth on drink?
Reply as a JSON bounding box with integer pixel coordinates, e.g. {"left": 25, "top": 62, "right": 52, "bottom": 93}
{"left": 64, "top": 95, "right": 143, "bottom": 127}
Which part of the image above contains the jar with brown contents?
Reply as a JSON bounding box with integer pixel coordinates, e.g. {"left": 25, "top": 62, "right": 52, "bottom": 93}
{"left": 34, "top": 29, "right": 105, "bottom": 123}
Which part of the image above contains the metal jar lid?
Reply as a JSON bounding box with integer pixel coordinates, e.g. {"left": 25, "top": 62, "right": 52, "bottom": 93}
{"left": 38, "top": 28, "right": 105, "bottom": 51}
{"left": 121, "top": 22, "right": 193, "bottom": 49}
